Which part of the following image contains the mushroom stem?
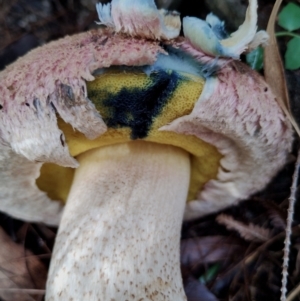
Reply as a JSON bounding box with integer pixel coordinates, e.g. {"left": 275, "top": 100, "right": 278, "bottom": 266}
{"left": 46, "top": 141, "right": 190, "bottom": 301}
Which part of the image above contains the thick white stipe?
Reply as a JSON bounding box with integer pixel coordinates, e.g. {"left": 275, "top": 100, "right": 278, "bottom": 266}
{"left": 46, "top": 141, "right": 190, "bottom": 301}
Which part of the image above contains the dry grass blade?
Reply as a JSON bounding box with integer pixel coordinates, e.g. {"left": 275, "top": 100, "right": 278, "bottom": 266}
{"left": 287, "top": 281, "right": 300, "bottom": 301}
{"left": 263, "top": 0, "right": 300, "bottom": 137}
{"left": 216, "top": 214, "right": 270, "bottom": 242}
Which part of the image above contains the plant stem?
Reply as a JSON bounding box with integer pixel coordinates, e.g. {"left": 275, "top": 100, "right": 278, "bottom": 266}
{"left": 276, "top": 32, "right": 300, "bottom": 39}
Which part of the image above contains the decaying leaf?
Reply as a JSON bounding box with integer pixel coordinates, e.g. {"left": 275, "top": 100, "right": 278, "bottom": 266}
{"left": 0, "top": 227, "right": 47, "bottom": 301}
{"left": 181, "top": 235, "right": 245, "bottom": 266}
{"left": 263, "top": 0, "right": 300, "bottom": 136}
{"left": 183, "top": 272, "right": 218, "bottom": 301}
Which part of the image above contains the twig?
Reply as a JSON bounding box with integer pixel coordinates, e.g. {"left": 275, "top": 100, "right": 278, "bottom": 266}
{"left": 281, "top": 149, "right": 300, "bottom": 301}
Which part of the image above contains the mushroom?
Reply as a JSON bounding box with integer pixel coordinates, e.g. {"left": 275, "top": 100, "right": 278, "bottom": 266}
{"left": 0, "top": 0, "right": 293, "bottom": 300}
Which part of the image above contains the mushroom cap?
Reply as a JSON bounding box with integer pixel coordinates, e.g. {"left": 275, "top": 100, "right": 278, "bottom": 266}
{"left": 36, "top": 68, "right": 221, "bottom": 204}
{"left": 0, "top": 0, "right": 293, "bottom": 224}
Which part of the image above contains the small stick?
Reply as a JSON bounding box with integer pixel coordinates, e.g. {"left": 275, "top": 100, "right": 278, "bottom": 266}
{"left": 281, "top": 149, "right": 300, "bottom": 301}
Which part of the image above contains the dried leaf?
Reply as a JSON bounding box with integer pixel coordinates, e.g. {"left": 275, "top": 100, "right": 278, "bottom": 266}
{"left": 0, "top": 227, "right": 47, "bottom": 301}
{"left": 263, "top": 0, "right": 300, "bottom": 137}
{"left": 181, "top": 235, "right": 244, "bottom": 266}
{"left": 183, "top": 273, "right": 218, "bottom": 301}
{"left": 216, "top": 214, "right": 270, "bottom": 242}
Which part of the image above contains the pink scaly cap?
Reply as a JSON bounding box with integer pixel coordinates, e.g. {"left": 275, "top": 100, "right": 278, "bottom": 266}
{"left": 0, "top": 0, "right": 293, "bottom": 226}
{"left": 0, "top": 28, "right": 164, "bottom": 225}
{"left": 160, "top": 62, "right": 293, "bottom": 219}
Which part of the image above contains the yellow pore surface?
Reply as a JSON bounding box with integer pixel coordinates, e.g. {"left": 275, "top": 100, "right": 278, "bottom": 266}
{"left": 36, "top": 70, "right": 222, "bottom": 203}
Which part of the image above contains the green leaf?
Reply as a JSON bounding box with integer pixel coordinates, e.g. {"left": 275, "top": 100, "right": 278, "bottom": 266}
{"left": 285, "top": 37, "right": 300, "bottom": 70}
{"left": 278, "top": 3, "right": 300, "bottom": 32}
{"left": 246, "top": 47, "right": 264, "bottom": 70}
{"left": 199, "top": 264, "right": 220, "bottom": 284}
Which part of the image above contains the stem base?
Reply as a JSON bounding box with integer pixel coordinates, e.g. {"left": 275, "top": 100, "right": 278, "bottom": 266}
{"left": 46, "top": 141, "right": 190, "bottom": 301}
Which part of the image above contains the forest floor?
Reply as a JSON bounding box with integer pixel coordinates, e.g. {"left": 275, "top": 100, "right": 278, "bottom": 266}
{"left": 0, "top": 0, "right": 299, "bottom": 300}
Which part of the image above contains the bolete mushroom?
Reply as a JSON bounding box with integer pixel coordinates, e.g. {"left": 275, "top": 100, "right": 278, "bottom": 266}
{"left": 0, "top": 0, "right": 293, "bottom": 300}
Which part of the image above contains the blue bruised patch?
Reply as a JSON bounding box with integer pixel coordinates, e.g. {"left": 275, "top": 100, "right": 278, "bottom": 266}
{"left": 145, "top": 47, "right": 219, "bottom": 78}
{"left": 88, "top": 70, "right": 182, "bottom": 139}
